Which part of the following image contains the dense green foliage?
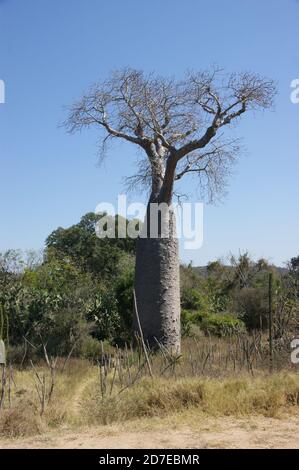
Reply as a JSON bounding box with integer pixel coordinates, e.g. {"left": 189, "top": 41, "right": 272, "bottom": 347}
{"left": 180, "top": 254, "right": 298, "bottom": 338}
{"left": 0, "top": 213, "right": 298, "bottom": 361}
{"left": 0, "top": 213, "right": 135, "bottom": 360}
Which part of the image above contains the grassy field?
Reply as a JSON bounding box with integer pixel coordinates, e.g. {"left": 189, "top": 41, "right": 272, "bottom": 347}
{"left": 0, "top": 337, "right": 298, "bottom": 443}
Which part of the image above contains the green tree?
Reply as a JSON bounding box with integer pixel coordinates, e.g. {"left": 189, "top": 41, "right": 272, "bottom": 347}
{"left": 46, "top": 213, "right": 136, "bottom": 279}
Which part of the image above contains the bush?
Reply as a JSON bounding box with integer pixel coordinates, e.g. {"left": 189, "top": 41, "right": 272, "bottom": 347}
{"left": 181, "top": 309, "right": 192, "bottom": 337}
{"left": 0, "top": 401, "right": 44, "bottom": 437}
{"left": 79, "top": 336, "right": 102, "bottom": 361}
{"left": 85, "top": 290, "right": 121, "bottom": 341}
{"left": 235, "top": 287, "right": 268, "bottom": 330}
{"left": 181, "top": 288, "right": 211, "bottom": 312}
{"left": 181, "top": 307, "right": 244, "bottom": 338}
{"left": 201, "top": 313, "right": 245, "bottom": 337}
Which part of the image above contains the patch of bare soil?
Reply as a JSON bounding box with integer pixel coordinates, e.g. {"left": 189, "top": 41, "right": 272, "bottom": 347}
{"left": 1, "top": 414, "right": 299, "bottom": 449}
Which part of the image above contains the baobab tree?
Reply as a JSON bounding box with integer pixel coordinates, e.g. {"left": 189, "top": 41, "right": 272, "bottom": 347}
{"left": 65, "top": 67, "right": 276, "bottom": 353}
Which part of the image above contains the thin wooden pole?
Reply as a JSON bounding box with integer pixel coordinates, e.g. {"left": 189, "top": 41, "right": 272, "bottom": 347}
{"left": 268, "top": 272, "right": 274, "bottom": 373}
{"left": 133, "top": 289, "right": 153, "bottom": 378}
{"left": 0, "top": 364, "right": 6, "bottom": 410}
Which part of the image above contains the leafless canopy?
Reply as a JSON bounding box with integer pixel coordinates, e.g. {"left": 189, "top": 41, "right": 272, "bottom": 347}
{"left": 65, "top": 67, "right": 276, "bottom": 204}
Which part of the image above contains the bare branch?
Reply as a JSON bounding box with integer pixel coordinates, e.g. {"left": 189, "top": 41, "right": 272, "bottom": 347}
{"left": 64, "top": 67, "right": 276, "bottom": 204}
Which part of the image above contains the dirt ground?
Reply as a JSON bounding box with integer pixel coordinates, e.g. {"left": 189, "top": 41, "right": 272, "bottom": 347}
{"left": 1, "top": 414, "right": 299, "bottom": 449}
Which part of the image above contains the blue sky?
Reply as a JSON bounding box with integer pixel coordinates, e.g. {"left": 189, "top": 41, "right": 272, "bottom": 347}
{"left": 0, "top": 0, "right": 298, "bottom": 266}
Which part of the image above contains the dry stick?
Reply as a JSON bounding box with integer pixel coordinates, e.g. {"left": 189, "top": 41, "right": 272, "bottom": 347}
{"left": 154, "top": 337, "right": 168, "bottom": 373}
{"left": 154, "top": 338, "right": 181, "bottom": 377}
{"left": 268, "top": 272, "right": 274, "bottom": 373}
{"left": 99, "top": 363, "right": 105, "bottom": 398}
{"left": 30, "top": 360, "right": 46, "bottom": 416}
{"left": 21, "top": 336, "right": 37, "bottom": 368}
{"left": 42, "top": 341, "right": 57, "bottom": 404}
{"left": 21, "top": 337, "right": 28, "bottom": 368}
{"left": 0, "top": 364, "right": 6, "bottom": 410}
{"left": 202, "top": 351, "right": 210, "bottom": 373}
{"left": 124, "top": 344, "right": 132, "bottom": 382}
{"left": 99, "top": 361, "right": 106, "bottom": 398}
{"left": 117, "top": 360, "right": 147, "bottom": 395}
{"left": 8, "top": 364, "right": 12, "bottom": 408}
{"left": 41, "top": 375, "right": 46, "bottom": 416}
{"left": 116, "top": 345, "right": 124, "bottom": 388}
{"left": 133, "top": 289, "right": 153, "bottom": 379}
{"left": 130, "top": 342, "right": 134, "bottom": 366}
{"left": 122, "top": 342, "right": 155, "bottom": 392}
{"left": 109, "top": 365, "right": 117, "bottom": 396}
{"left": 61, "top": 341, "right": 78, "bottom": 373}
{"left": 47, "top": 360, "right": 57, "bottom": 405}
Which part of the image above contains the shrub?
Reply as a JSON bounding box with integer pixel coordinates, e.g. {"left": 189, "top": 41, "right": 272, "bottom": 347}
{"left": 181, "top": 309, "right": 192, "bottom": 337}
{"left": 0, "top": 401, "right": 44, "bottom": 437}
{"left": 235, "top": 287, "right": 268, "bottom": 330}
{"left": 85, "top": 291, "right": 121, "bottom": 341}
{"left": 181, "top": 288, "right": 211, "bottom": 312}
{"left": 200, "top": 313, "right": 245, "bottom": 337}
{"left": 79, "top": 336, "right": 102, "bottom": 361}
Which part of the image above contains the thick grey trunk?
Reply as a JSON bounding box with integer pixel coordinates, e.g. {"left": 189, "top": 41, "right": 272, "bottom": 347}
{"left": 133, "top": 208, "right": 181, "bottom": 354}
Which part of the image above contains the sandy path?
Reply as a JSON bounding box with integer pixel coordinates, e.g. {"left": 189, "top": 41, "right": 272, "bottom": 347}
{"left": 1, "top": 414, "right": 299, "bottom": 449}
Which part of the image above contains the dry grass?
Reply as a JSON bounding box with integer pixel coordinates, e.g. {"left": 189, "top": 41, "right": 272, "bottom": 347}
{"left": 0, "top": 359, "right": 92, "bottom": 436}
{"left": 1, "top": 337, "right": 299, "bottom": 438}
{"left": 82, "top": 373, "right": 299, "bottom": 426}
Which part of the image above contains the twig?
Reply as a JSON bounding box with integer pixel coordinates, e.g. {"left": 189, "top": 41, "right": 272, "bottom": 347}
{"left": 133, "top": 289, "right": 153, "bottom": 378}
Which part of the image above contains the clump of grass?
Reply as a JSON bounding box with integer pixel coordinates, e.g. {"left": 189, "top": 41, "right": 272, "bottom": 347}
{"left": 0, "top": 401, "right": 44, "bottom": 437}
{"left": 82, "top": 372, "right": 299, "bottom": 425}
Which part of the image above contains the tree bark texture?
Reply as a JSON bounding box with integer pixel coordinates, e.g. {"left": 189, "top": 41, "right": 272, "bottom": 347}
{"left": 133, "top": 207, "right": 181, "bottom": 354}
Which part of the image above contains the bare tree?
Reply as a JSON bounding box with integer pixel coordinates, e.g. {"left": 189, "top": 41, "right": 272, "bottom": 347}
{"left": 65, "top": 67, "right": 276, "bottom": 353}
